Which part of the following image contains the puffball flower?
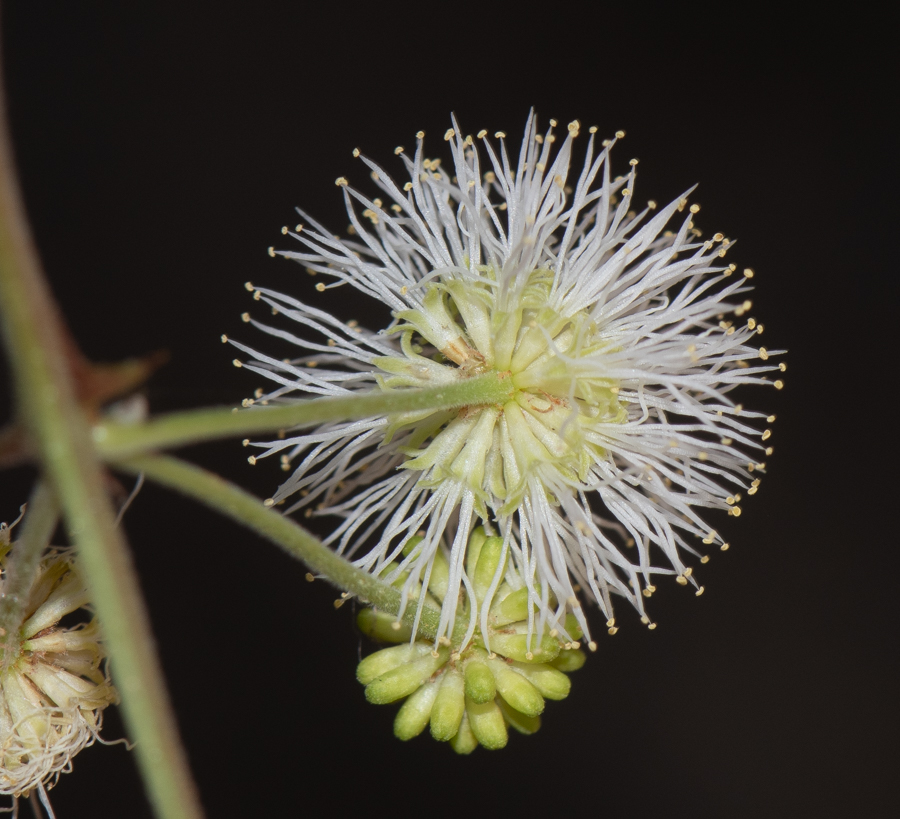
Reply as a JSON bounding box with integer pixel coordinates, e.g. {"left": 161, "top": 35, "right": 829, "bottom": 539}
{"left": 234, "top": 112, "right": 783, "bottom": 649}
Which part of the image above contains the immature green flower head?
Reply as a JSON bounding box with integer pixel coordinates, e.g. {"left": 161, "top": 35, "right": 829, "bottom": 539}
{"left": 356, "top": 529, "right": 585, "bottom": 751}
{"left": 0, "top": 522, "right": 117, "bottom": 798}
{"left": 234, "top": 112, "right": 784, "bottom": 649}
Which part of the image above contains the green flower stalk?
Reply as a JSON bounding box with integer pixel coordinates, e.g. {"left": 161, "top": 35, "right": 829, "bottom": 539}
{"left": 0, "top": 520, "right": 117, "bottom": 799}
{"left": 356, "top": 529, "right": 585, "bottom": 751}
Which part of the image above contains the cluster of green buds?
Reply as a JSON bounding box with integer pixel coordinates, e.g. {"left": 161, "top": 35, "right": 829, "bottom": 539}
{"left": 0, "top": 522, "right": 118, "bottom": 798}
{"left": 356, "top": 529, "right": 586, "bottom": 752}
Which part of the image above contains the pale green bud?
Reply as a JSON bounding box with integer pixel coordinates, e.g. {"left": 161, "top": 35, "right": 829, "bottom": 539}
{"left": 464, "top": 526, "right": 488, "bottom": 576}
{"left": 510, "top": 661, "right": 571, "bottom": 701}
{"left": 473, "top": 536, "right": 506, "bottom": 600}
{"left": 493, "top": 586, "right": 529, "bottom": 626}
{"left": 430, "top": 668, "right": 465, "bottom": 741}
{"left": 465, "top": 695, "right": 507, "bottom": 750}
{"left": 497, "top": 698, "right": 541, "bottom": 736}
{"left": 394, "top": 679, "right": 440, "bottom": 741}
{"left": 401, "top": 535, "right": 425, "bottom": 557}
{"left": 463, "top": 659, "right": 496, "bottom": 704}
{"left": 491, "top": 585, "right": 560, "bottom": 626}
{"left": 356, "top": 642, "right": 431, "bottom": 685}
{"left": 426, "top": 547, "right": 450, "bottom": 603}
{"left": 551, "top": 647, "right": 587, "bottom": 672}
{"left": 376, "top": 561, "right": 409, "bottom": 589}
{"left": 365, "top": 646, "right": 449, "bottom": 704}
{"left": 487, "top": 657, "right": 544, "bottom": 717}
{"left": 449, "top": 710, "right": 478, "bottom": 755}
{"left": 356, "top": 608, "right": 413, "bottom": 643}
{"left": 487, "top": 630, "right": 560, "bottom": 664}
{"left": 563, "top": 613, "right": 584, "bottom": 640}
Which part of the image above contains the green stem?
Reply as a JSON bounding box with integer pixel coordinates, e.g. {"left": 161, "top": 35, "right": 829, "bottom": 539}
{"left": 0, "top": 481, "right": 58, "bottom": 667}
{"left": 0, "top": 50, "right": 204, "bottom": 819}
{"left": 94, "top": 373, "right": 515, "bottom": 458}
{"left": 113, "top": 454, "right": 454, "bottom": 641}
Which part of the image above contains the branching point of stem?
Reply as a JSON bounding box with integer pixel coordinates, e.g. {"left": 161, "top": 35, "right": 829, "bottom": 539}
{"left": 95, "top": 372, "right": 515, "bottom": 458}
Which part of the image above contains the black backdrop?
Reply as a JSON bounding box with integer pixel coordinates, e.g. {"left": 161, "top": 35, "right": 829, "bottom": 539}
{"left": 1, "top": 3, "right": 896, "bottom": 817}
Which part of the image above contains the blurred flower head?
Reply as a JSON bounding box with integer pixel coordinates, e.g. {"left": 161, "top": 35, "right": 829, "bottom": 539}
{"left": 1, "top": 521, "right": 117, "bottom": 798}
{"left": 235, "top": 112, "right": 783, "bottom": 647}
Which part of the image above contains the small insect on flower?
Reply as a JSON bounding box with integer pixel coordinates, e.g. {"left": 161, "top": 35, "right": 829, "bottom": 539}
{"left": 0, "top": 516, "right": 118, "bottom": 800}
{"left": 233, "top": 111, "right": 784, "bottom": 652}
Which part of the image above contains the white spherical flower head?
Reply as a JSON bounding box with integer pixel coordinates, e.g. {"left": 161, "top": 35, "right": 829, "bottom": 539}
{"left": 234, "top": 112, "right": 783, "bottom": 649}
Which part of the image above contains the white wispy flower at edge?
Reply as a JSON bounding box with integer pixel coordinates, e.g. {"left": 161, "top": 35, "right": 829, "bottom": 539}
{"left": 231, "top": 112, "right": 784, "bottom": 651}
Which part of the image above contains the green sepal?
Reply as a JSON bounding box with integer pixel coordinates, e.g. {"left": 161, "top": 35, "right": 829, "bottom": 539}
{"left": 356, "top": 642, "right": 431, "bottom": 685}
{"left": 498, "top": 698, "right": 542, "bottom": 736}
{"left": 463, "top": 660, "right": 496, "bottom": 704}
{"left": 510, "top": 661, "right": 571, "bottom": 701}
{"left": 394, "top": 679, "right": 440, "bottom": 740}
{"left": 449, "top": 710, "right": 478, "bottom": 755}
{"left": 365, "top": 646, "right": 449, "bottom": 704}
{"left": 430, "top": 668, "right": 465, "bottom": 741}
{"left": 488, "top": 657, "right": 545, "bottom": 716}
{"left": 465, "top": 695, "right": 507, "bottom": 750}
{"left": 551, "top": 648, "right": 587, "bottom": 673}
{"left": 356, "top": 608, "right": 412, "bottom": 644}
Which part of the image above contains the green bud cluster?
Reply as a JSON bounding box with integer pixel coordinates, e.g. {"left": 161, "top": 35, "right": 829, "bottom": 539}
{"left": 356, "top": 529, "right": 587, "bottom": 752}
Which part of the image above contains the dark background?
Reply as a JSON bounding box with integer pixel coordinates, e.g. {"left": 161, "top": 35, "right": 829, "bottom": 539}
{"left": 1, "top": 3, "right": 897, "bottom": 817}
